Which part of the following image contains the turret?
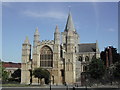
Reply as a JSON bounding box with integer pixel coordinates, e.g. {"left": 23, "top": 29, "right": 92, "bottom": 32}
{"left": 96, "top": 40, "right": 99, "bottom": 52}
{"left": 95, "top": 40, "right": 100, "bottom": 58}
{"left": 33, "top": 27, "right": 40, "bottom": 54}
{"left": 54, "top": 25, "right": 60, "bottom": 44}
{"left": 33, "top": 27, "right": 40, "bottom": 47}
{"left": 22, "top": 36, "right": 31, "bottom": 63}
{"left": 53, "top": 25, "right": 61, "bottom": 84}
{"left": 21, "top": 36, "right": 31, "bottom": 84}
{"left": 64, "top": 12, "right": 76, "bottom": 84}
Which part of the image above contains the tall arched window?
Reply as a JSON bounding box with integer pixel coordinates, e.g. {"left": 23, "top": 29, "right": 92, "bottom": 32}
{"left": 85, "top": 56, "right": 89, "bottom": 62}
{"left": 83, "top": 66, "right": 87, "bottom": 72}
{"left": 40, "top": 46, "right": 53, "bottom": 67}
{"left": 78, "top": 56, "right": 82, "bottom": 62}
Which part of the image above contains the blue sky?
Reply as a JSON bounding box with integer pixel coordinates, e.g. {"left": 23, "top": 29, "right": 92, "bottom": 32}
{"left": 2, "top": 2, "right": 118, "bottom": 63}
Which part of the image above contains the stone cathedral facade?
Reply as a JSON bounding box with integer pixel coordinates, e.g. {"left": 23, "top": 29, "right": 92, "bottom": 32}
{"left": 21, "top": 12, "right": 100, "bottom": 85}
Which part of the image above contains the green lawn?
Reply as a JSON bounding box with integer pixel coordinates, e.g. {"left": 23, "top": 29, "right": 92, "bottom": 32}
{"left": 1, "top": 84, "right": 46, "bottom": 87}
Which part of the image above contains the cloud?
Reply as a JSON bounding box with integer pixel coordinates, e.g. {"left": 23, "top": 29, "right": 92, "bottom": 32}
{"left": 2, "top": 2, "right": 12, "bottom": 8}
{"left": 23, "top": 10, "right": 67, "bottom": 20}
{"left": 108, "top": 28, "right": 115, "bottom": 32}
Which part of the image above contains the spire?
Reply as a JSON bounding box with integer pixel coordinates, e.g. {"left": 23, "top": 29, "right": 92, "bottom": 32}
{"left": 34, "top": 27, "right": 39, "bottom": 35}
{"left": 24, "top": 36, "right": 30, "bottom": 44}
{"left": 65, "top": 12, "right": 75, "bottom": 31}
{"left": 55, "top": 25, "right": 60, "bottom": 33}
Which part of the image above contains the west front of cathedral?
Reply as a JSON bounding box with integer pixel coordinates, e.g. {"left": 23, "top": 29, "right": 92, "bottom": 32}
{"left": 21, "top": 12, "right": 100, "bottom": 85}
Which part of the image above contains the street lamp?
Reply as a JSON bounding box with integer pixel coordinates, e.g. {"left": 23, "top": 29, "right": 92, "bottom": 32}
{"left": 50, "top": 82, "right": 51, "bottom": 90}
{"left": 85, "top": 73, "right": 87, "bottom": 90}
{"left": 50, "top": 69, "right": 52, "bottom": 90}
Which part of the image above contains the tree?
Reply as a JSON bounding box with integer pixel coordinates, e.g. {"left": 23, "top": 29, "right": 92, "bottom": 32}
{"left": 33, "top": 68, "right": 50, "bottom": 85}
{"left": 0, "top": 61, "right": 9, "bottom": 83}
{"left": 88, "top": 58, "right": 105, "bottom": 84}
{"left": 1, "top": 67, "right": 9, "bottom": 83}
{"left": 101, "top": 46, "right": 120, "bottom": 65}
{"left": 43, "top": 69, "right": 50, "bottom": 84}
{"left": 113, "top": 62, "right": 120, "bottom": 86}
{"left": 11, "top": 68, "right": 21, "bottom": 82}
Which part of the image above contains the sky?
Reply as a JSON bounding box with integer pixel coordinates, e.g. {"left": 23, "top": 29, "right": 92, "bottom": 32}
{"left": 2, "top": 2, "right": 118, "bottom": 63}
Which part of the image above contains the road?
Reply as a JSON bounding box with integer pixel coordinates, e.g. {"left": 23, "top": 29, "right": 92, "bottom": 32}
{"left": 1, "top": 87, "right": 120, "bottom": 90}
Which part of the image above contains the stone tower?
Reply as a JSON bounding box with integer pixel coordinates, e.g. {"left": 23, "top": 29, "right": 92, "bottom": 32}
{"left": 21, "top": 36, "right": 31, "bottom": 84}
{"left": 32, "top": 28, "right": 40, "bottom": 69}
{"left": 53, "top": 25, "right": 61, "bottom": 84}
{"left": 63, "top": 12, "right": 77, "bottom": 84}
{"left": 32, "top": 28, "right": 40, "bottom": 84}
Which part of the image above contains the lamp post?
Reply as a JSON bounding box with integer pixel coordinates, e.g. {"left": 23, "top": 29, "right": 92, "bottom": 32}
{"left": 85, "top": 73, "right": 87, "bottom": 90}
{"left": 50, "top": 69, "right": 52, "bottom": 90}
{"left": 50, "top": 82, "right": 51, "bottom": 90}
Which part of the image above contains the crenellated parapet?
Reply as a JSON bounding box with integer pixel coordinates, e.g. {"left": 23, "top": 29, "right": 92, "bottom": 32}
{"left": 40, "top": 40, "right": 54, "bottom": 45}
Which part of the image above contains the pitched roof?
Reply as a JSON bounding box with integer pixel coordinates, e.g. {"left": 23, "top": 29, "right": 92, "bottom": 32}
{"left": 65, "top": 12, "right": 75, "bottom": 31}
{"left": 78, "top": 43, "right": 96, "bottom": 52}
{"left": 2, "top": 62, "right": 21, "bottom": 68}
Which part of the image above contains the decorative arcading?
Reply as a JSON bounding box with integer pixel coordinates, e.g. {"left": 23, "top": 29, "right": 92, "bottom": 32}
{"left": 40, "top": 40, "right": 54, "bottom": 45}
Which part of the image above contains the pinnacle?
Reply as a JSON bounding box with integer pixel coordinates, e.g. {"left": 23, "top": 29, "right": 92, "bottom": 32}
{"left": 55, "top": 25, "right": 59, "bottom": 33}
{"left": 24, "top": 36, "right": 30, "bottom": 44}
{"left": 34, "top": 27, "right": 39, "bottom": 35}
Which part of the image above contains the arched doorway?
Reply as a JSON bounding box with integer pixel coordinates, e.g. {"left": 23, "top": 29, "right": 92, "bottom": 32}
{"left": 40, "top": 45, "right": 53, "bottom": 67}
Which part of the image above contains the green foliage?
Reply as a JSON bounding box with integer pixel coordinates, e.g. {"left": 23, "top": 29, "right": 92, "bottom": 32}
{"left": 113, "top": 62, "right": 120, "bottom": 80}
{"left": 0, "top": 61, "right": 2, "bottom": 79}
{"left": 0, "top": 61, "right": 9, "bottom": 83}
{"left": 101, "top": 46, "right": 120, "bottom": 64}
{"left": 33, "top": 68, "right": 44, "bottom": 79}
{"left": 44, "top": 69, "right": 50, "bottom": 84}
{"left": 11, "top": 69, "right": 21, "bottom": 78}
{"left": 33, "top": 68, "right": 50, "bottom": 84}
{"left": 11, "top": 69, "right": 21, "bottom": 82}
{"left": 88, "top": 58, "right": 105, "bottom": 79}
{"left": 2, "top": 67, "right": 9, "bottom": 83}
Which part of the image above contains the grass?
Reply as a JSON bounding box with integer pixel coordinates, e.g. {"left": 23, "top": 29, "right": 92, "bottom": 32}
{"left": 1, "top": 83, "right": 47, "bottom": 87}
{"left": 1, "top": 84, "right": 30, "bottom": 87}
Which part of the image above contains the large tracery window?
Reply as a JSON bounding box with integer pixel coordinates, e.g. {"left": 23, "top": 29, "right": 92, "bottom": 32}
{"left": 40, "top": 46, "right": 53, "bottom": 67}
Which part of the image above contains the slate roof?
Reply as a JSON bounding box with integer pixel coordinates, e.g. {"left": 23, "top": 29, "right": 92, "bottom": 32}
{"left": 78, "top": 43, "right": 96, "bottom": 52}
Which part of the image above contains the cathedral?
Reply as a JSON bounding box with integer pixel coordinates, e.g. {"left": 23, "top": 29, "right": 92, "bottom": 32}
{"left": 21, "top": 12, "right": 100, "bottom": 85}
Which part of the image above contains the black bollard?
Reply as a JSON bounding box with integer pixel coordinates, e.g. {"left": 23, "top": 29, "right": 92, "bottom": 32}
{"left": 73, "top": 86, "right": 75, "bottom": 90}
{"left": 50, "top": 84, "right": 51, "bottom": 90}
